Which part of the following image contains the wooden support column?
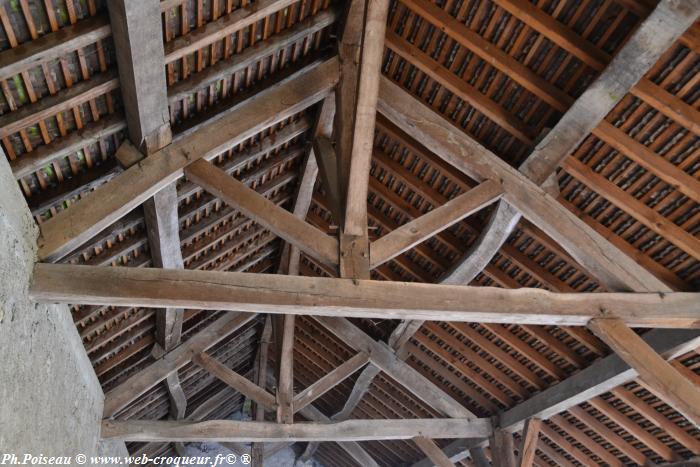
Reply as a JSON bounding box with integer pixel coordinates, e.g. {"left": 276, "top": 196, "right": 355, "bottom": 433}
{"left": 107, "top": 0, "right": 184, "bottom": 451}
{"left": 516, "top": 418, "right": 542, "bottom": 467}
{"left": 588, "top": 319, "right": 700, "bottom": 427}
{"left": 490, "top": 429, "right": 516, "bottom": 467}
{"left": 276, "top": 315, "right": 295, "bottom": 424}
{"left": 107, "top": 0, "right": 171, "bottom": 154}
{"left": 335, "top": 0, "right": 391, "bottom": 278}
{"left": 251, "top": 317, "right": 272, "bottom": 467}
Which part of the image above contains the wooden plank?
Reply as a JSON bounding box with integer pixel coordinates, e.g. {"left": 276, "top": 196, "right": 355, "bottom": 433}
{"left": 413, "top": 437, "right": 457, "bottom": 467}
{"left": 631, "top": 79, "right": 700, "bottom": 136}
{"left": 108, "top": 0, "right": 171, "bottom": 154}
{"left": 193, "top": 352, "right": 277, "bottom": 411}
{"left": 185, "top": 159, "right": 339, "bottom": 266}
{"left": 377, "top": 76, "right": 671, "bottom": 293}
{"left": 369, "top": 180, "right": 503, "bottom": 268}
{"left": 276, "top": 314, "right": 295, "bottom": 424}
{"left": 167, "top": 9, "right": 337, "bottom": 103}
{"left": 101, "top": 418, "right": 493, "bottom": 442}
{"left": 0, "top": 15, "right": 111, "bottom": 82}
{"left": 0, "top": 71, "right": 119, "bottom": 138}
{"left": 588, "top": 318, "right": 700, "bottom": 427}
{"left": 102, "top": 312, "right": 257, "bottom": 417}
{"left": 164, "top": 0, "right": 297, "bottom": 63}
{"left": 490, "top": 429, "right": 516, "bottom": 467}
{"left": 343, "top": 0, "right": 391, "bottom": 236}
{"left": 30, "top": 264, "right": 700, "bottom": 328}
{"left": 37, "top": 57, "right": 339, "bottom": 262}
{"left": 516, "top": 418, "right": 542, "bottom": 467}
{"left": 293, "top": 352, "right": 370, "bottom": 413}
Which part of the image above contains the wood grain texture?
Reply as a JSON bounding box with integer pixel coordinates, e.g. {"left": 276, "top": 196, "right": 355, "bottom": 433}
{"left": 588, "top": 318, "right": 700, "bottom": 427}
{"left": 101, "top": 418, "right": 493, "bottom": 442}
{"left": 30, "top": 264, "right": 700, "bottom": 328}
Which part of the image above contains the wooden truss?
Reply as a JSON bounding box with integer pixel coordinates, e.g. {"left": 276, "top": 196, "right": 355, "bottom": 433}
{"left": 17, "top": 0, "right": 700, "bottom": 465}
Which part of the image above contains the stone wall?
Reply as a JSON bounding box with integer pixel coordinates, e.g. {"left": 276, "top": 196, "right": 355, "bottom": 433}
{"left": 0, "top": 153, "right": 127, "bottom": 464}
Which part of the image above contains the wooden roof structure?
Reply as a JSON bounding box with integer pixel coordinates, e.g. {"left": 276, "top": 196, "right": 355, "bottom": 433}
{"left": 3, "top": 0, "right": 700, "bottom": 465}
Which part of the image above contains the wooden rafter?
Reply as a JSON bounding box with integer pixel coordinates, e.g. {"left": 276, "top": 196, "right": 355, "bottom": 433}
{"left": 588, "top": 318, "right": 700, "bottom": 427}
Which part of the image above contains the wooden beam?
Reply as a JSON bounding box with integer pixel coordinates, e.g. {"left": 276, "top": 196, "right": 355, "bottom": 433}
{"left": 143, "top": 184, "right": 185, "bottom": 352}
{"left": 193, "top": 352, "right": 277, "bottom": 411}
{"left": 342, "top": 0, "right": 390, "bottom": 236}
{"left": 276, "top": 314, "right": 295, "bottom": 424}
{"left": 293, "top": 352, "right": 370, "bottom": 413}
{"left": 428, "top": 0, "right": 699, "bottom": 292}
{"left": 516, "top": 418, "right": 542, "bottom": 467}
{"left": 315, "top": 316, "right": 478, "bottom": 419}
{"left": 413, "top": 437, "right": 457, "bottom": 467}
{"left": 108, "top": 1, "right": 183, "bottom": 441}
{"left": 588, "top": 318, "right": 700, "bottom": 427}
{"left": 251, "top": 316, "right": 273, "bottom": 467}
{"left": 37, "top": 56, "right": 338, "bottom": 262}
{"left": 490, "top": 429, "right": 516, "bottom": 467}
{"left": 298, "top": 405, "right": 380, "bottom": 467}
{"left": 102, "top": 312, "right": 257, "bottom": 417}
{"left": 378, "top": 77, "right": 670, "bottom": 293}
{"left": 107, "top": 0, "right": 171, "bottom": 154}
{"left": 31, "top": 264, "right": 700, "bottom": 328}
{"left": 369, "top": 180, "right": 503, "bottom": 268}
{"left": 185, "top": 159, "right": 338, "bottom": 266}
{"left": 101, "top": 418, "right": 493, "bottom": 442}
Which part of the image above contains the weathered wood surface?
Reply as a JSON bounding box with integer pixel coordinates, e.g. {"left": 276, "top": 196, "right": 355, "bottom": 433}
{"left": 414, "top": 437, "right": 457, "bottom": 467}
{"left": 433, "top": 0, "right": 700, "bottom": 292}
{"left": 185, "top": 159, "right": 338, "bottom": 265}
{"left": 102, "top": 312, "right": 256, "bottom": 417}
{"left": 293, "top": 352, "right": 370, "bottom": 413}
{"left": 37, "top": 57, "right": 339, "bottom": 262}
{"left": 378, "top": 77, "right": 670, "bottom": 293}
{"left": 193, "top": 352, "right": 277, "bottom": 411}
{"left": 370, "top": 180, "right": 503, "bottom": 268}
{"left": 101, "top": 418, "right": 493, "bottom": 442}
{"left": 31, "top": 264, "right": 700, "bottom": 328}
{"left": 588, "top": 319, "right": 700, "bottom": 427}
